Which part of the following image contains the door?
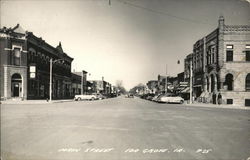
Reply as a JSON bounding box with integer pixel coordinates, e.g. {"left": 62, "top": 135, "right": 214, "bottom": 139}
{"left": 13, "top": 83, "right": 20, "bottom": 97}
{"left": 11, "top": 73, "right": 22, "bottom": 98}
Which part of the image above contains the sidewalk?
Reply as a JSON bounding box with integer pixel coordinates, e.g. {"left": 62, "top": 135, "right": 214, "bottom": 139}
{"left": 184, "top": 101, "right": 250, "bottom": 110}
{"left": 0, "top": 99, "right": 74, "bottom": 105}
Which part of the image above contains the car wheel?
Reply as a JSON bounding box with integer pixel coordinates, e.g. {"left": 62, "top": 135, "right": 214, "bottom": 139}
{"left": 77, "top": 97, "right": 81, "bottom": 101}
{"left": 180, "top": 100, "right": 184, "bottom": 104}
{"left": 91, "top": 97, "right": 95, "bottom": 101}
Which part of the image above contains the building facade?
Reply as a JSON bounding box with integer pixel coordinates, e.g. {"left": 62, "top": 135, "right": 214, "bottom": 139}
{"left": 1, "top": 24, "right": 75, "bottom": 100}
{"left": 87, "top": 80, "right": 112, "bottom": 95}
{"left": 191, "top": 16, "right": 250, "bottom": 106}
{"left": 26, "top": 32, "right": 73, "bottom": 99}
{"left": 0, "top": 25, "right": 28, "bottom": 100}
{"left": 71, "top": 73, "right": 82, "bottom": 96}
{"left": 184, "top": 53, "right": 193, "bottom": 82}
{"left": 72, "top": 70, "right": 88, "bottom": 95}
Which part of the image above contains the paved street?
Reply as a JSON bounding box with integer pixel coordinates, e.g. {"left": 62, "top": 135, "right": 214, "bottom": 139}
{"left": 1, "top": 96, "right": 250, "bottom": 160}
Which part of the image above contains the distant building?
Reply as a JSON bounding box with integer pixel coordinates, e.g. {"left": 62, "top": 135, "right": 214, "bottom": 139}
{"left": 157, "top": 75, "right": 167, "bottom": 94}
{"left": 72, "top": 70, "right": 88, "bottom": 94}
{"left": 71, "top": 73, "right": 82, "bottom": 96}
{"left": 184, "top": 53, "right": 193, "bottom": 83}
{"left": 88, "top": 79, "right": 112, "bottom": 95}
{"left": 190, "top": 16, "right": 250, "bottom": 106}
{"left": 177, "top": 72, "right": 185, "bottom": 83}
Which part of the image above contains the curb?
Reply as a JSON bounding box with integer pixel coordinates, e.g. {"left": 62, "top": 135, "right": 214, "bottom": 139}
{"left": 1, "top": 100, "right": 74, "bottom": 105}
{"left": 184, "top": 103, "right": 250, "bottom": 110}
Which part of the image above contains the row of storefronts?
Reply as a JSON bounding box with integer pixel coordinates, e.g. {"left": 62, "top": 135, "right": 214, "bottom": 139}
{"left": 144, "top": 16, "right": 250, "bottom": 106}
{"left": 0, "top": 24, "right": 115, "bottom": 100}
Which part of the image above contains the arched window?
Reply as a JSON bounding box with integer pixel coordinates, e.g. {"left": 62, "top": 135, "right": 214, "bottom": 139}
{"left": 225, "top": 74, "right": 233, "bottom": 91}
{"left": 246, "top": 74, "right": 250, "bottom": 91}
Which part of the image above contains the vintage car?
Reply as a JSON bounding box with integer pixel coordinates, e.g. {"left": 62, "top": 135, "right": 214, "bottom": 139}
{"left": 125, "top": 93, "right": 134, "bottom": 98}
{"left": 157, "top": 93, "right": 184, "bottom": 104}
{"left": 74, "top": 94, "right": 98, "bottom": 101}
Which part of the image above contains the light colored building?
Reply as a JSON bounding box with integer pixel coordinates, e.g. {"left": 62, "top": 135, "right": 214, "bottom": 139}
{"left": 190, "top": 16, "right": 250, "bottom": 106}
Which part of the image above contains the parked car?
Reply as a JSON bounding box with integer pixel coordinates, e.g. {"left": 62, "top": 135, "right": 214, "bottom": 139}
{"left": 152, "top": 94, "right": 163, "bottom": 102}
{"left": 157, "top": 93, "right": 184, "bottom": 104}
{"left": 126, "top": 93, "right": 134, "bottom": 98}
{"left": 94, "top": 93, "right": 106, "bottom": 100}
{"left": 74, "top": 94, "right": 98, "bottom": 101}
{"left": 145, "top": 93, "right": 155, "bottom": 101}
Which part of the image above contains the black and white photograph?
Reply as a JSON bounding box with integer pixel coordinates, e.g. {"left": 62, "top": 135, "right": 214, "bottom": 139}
{"left": 0, "top": 0, "right": 250, "bottom": 159}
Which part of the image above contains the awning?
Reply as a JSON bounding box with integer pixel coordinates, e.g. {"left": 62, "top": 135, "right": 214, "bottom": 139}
{"left": 180, "top": 87, "right": 190, "bottom": 93}
{"left": 193, "top": 84, "right": 202, "bottom": 88}
{"left": 199, "top": 92, "right": 210, "bottom": 98}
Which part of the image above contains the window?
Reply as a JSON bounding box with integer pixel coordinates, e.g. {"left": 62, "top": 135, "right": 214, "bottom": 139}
{"left": 13, "top": 48, "right": 21, "bottom": 65}
{"left": 227, "top": 99, "right": 233, "bottom": 104}
{"left": 226, "top": 50, "right": 233, "bottom": 62}
{"left": 226, "top": 45, "right": 233, "bottom": 62}
{"left": 246, "top": 73, "right": 250, "bottom": 91}
{"left": 246, "top": 51, "right": 250, "bottom": 61}
{"left": 224, "top": 73, "right": 233, "bottom": 91}
{"left": 245, "top": 99, "right": 250, "bottom": 107}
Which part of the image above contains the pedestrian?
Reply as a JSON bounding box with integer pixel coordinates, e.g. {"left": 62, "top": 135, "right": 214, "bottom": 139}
{"left": 218, "top": 93, "right": 222, "bottom": 105}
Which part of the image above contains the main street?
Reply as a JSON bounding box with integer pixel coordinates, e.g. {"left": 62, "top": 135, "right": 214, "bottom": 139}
{"left": 1, "top": 96, "right": 250, "bottom": 160}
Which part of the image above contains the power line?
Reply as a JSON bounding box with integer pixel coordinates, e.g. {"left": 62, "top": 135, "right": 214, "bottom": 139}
{"left": 115, "top": 0, "right": 215, "bottom": 26}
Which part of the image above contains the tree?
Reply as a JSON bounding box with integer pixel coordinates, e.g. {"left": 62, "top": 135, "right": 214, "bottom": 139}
{"left": 129, "top": 83, "right": 146, "bottom": 95}
{"left": 115, "top": 80, "right": 127, "bottom": 94}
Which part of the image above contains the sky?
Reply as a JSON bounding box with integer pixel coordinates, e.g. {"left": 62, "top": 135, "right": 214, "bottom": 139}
{"left": 1, "top": 0, "right": 250, "bottom": 90}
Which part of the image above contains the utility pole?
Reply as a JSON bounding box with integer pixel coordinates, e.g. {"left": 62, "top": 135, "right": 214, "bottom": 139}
{"left": 189, "top": 60, "right": 193, "bottom": 104}
{"left": 49, "top": 58, "right": 63, "bottom": 102}
{"left": 49, "top": 59, "right": 52, "bottom": 102}
{"left": 81, "top": 71, "right": 83, "bottom": 95}
{"left": 165, "top": 64, "right": 168, "bottom": 94}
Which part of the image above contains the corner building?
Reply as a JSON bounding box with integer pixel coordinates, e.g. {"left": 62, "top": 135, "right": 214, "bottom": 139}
{"left": 0, "top": 24, "right": 73, "bottom": 100}
{"left": 193, "top": 16, "right": 250, "bottom": 106}
{"left": 0, "top": 25, "right": 28, "bottom": 100}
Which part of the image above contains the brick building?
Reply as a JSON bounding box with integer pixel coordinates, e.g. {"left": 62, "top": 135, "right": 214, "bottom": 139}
{"left": 87, "top": 79, "right": 112, "bottom": 95}
{"left": 189, "top": 16, "right": 250, "bottom": 106}
{"left": 0, "top": 25, "right": 28, "bottom": 100}
{"left": 71, "top": 73, "right": 82, "bottom": 96}
{"left": 184, "top": 53, "right": 193, "bottom": 82}
{"left": 72, "top": 70, "right": 88, "bottom": 95}
{"left": 1, "top": 24, "right": 74, "bottom": 100}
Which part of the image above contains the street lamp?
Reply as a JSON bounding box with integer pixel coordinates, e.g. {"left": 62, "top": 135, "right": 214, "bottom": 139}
{"left": 189, "top": 60, "right": 193, "bottom": 104}
{"left": 165, "top": 64, "right": 168, "bottom": 94}
{"left": 49, "top": 58, "right": 64, "bottom": 102}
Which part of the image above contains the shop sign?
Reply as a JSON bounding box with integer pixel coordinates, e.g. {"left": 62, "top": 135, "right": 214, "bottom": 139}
{"left": 29, "top": 65, "right": 36, "bottom": 79}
